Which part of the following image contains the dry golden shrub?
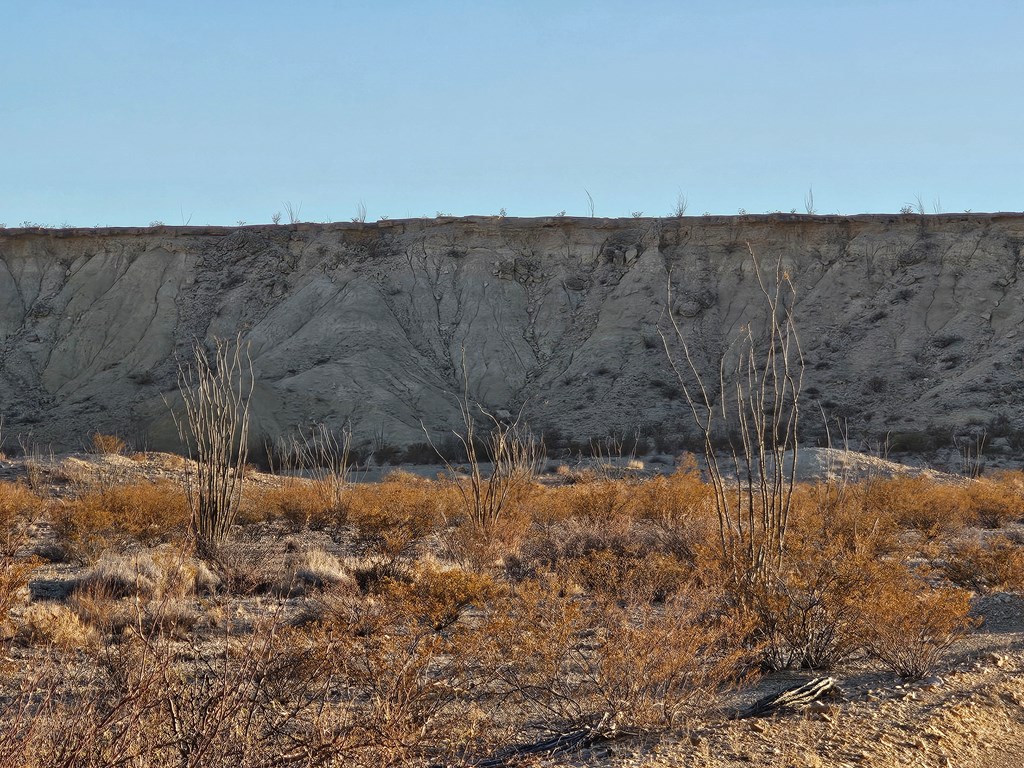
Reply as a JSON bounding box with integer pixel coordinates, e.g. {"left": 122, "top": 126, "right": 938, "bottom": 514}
{"left": 961, "top": 474, "right": 1024, "bottom": 528}
{"left": 481, "top": 575, "right": 752, "bottom": 732}
{"left": 787, "top": 481, "right": 907, "bottom": 566}
{"left": 585, "top": 591, "right": 754, "bottom": 729}
{"left": 745, "top": 542, "right": 884, "bottom": 671}
{"left": 251, "top": 478, "right": 342, "bottom": 530}
{"left": 89, "top": 432, "right": 126, "bottom": 455}
{"left": 0, "top": 556, "right": 39, "bottom": 639}
{"left": 863, "top": 476, "right": 966, "bottom": 540}
{"left": 0, "top": 481, "right": 45, "bottom": 556}
{"left": 561, "top": 549, "right": 693, "bottom": 604}
{"left": 291, "top": 587, "right": 491, "bottom": 764}
{"left": 563, "top": 477, "right": 637, "bottom": 524}
{"left": 859, "top": 567, "right": 976, "bottom": 679}
{"left": 942, "top": 535, "right": 1024, "bottom": 593}
{"left": 345, "top": 472, "right": 451, "bottom": 579}
{"left": 379, "top": 564, "right": 498, "bottom": 630}
{"left": 51, "top": 481, "right": 189, "bottom": 561}
{"left": 634, "top": 457, "right": 716, "bottom": 561}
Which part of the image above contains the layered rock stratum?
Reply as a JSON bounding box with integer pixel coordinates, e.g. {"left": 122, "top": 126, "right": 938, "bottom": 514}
{"left": 1, "top": 214, "right": 1023, "bottom": 454}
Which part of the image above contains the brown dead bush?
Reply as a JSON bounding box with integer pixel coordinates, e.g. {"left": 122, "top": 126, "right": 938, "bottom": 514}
{"left": 481, "top": 575, "right": 752, "bottom": 733}
{"left": 790, "top": 481, "right": 904, "bottom": 559}
{"left": 0, "top": 555, "right": 38, "bottom": 640}
{"left": 745, "top": 543, "right": 883, "bottom": 671}
{"left": 560, "top": 549, "right": 693, "bottom": 604}
{"left": 634, "top": 457, "right": 716, "bottom": 562}
{"left": 345, "top": 472, "right": 450, "bottom": 580}
{"left": 294, "top": 586, "right": 492, "bottom": 763}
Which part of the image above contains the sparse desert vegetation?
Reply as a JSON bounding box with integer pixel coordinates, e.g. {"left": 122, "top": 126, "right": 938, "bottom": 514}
{"left": 1, "top": 442, "right": 1023, "bottom": 766}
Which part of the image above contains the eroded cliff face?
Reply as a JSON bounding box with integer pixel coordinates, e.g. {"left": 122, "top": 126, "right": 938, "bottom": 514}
{"left": 2, "top": 214, "right": 1023, "bottom": 455}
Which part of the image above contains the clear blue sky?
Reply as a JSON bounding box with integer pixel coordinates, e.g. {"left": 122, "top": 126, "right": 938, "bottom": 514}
{"left": 2, "top": 0, "right": 1021, "bottom": 226}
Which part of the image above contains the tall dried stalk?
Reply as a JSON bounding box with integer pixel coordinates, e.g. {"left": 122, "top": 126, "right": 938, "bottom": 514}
{"left": 296, "top": 422, "right": 352, "bottom": 510}
{"left": 427, "top": 362, "right": 543, "bottom": 532}
{"left": 171, "top": 335, "right": 254, "bottom": 557}
{"left": 661, "top": 247, "right": 804, "bottom": 582}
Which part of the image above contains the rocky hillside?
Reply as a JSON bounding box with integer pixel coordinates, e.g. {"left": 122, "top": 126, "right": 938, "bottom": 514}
{"left": 2, "top": 214, "right": 1023, "bottom": 458}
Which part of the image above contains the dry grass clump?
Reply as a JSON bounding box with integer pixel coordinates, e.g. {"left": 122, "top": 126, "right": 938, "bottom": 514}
{"left": 63, "top": 549, "right": 209, "bottom": 637}
{"left": 72, "top": 548, "right": 215, "bottom": 600}
{"left": 209, "top": 536, "right": 277, "bottom": 595}
{"left": 18, "top": 602, "right": 100, "bottom": 649}
{"left": 281, "top": 546, "right": 354, "bottom": 595}
{"left": 73, "top": 550, "right": 164, "bottom": 598}
{"left": 51, "top": 481, "right": 189, "bottom": 561}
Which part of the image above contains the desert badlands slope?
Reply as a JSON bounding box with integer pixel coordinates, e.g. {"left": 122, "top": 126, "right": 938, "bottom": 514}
{"left": 1, "top": 213, "right": 1023, "bottom": 453}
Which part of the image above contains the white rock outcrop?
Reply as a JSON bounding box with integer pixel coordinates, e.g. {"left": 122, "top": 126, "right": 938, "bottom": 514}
{"left": 1, "top": 213, "right": 1022, "bottom": 453}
